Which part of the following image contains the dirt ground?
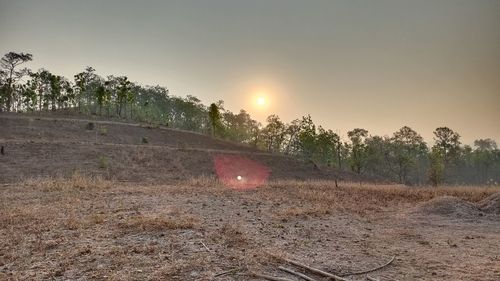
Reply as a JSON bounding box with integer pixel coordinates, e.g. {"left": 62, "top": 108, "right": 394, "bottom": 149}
{"left": 1, "top": 176, "right": 499, "bottom": 281}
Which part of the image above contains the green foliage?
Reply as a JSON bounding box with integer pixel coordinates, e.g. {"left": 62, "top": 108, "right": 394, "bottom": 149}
{"left": 261, "top": 114, "right": 286, "bottom": 152}
{"left": 208, "top": 102, "right": 222, "bottom": 137}
{"left": 347, "top": 128, "right": 369, "bottom": 174}
{"left": 0, "top": 52, "right": 33, "bottom": 112}
{"left": 391, "top": 126, "right": 428, "bottom": 184}
{"left": 99, "top": 126, "right": 108, "bottom": 136}
{"left": 221, "top": 109, "right": 259, "bottom": 144}
{"left": 433, "top": 127, "right": 461, "bottom": 163}
{"left": 429, "top": 148, "right": 445, "bottom": 186}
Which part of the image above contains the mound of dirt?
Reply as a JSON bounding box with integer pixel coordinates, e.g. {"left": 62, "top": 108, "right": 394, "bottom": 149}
{"left": 477, "top": 192, "right": 500, "bottom": 215}
{"left": 412, "top": 196, "right": 484, "bottom": 219}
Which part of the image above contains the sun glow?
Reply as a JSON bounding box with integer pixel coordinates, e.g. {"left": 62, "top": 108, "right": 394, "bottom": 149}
{"left": 256, "top": 96, "right": 266, "bottom": 106}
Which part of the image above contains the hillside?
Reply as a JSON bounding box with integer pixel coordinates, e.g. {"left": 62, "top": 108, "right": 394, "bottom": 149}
{"left": 2, "top": 113, "right": 500, "bottom": 281}
{"left": 0, "top": 113, "right": 355, "bottom": 184}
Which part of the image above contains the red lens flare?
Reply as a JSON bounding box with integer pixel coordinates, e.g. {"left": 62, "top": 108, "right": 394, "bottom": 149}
{"left": 213, "top": 154, "right": 271, "bottom": 190}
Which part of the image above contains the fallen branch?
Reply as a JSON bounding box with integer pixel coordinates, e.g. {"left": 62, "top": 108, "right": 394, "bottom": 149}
{"left": 278, "top": 266, "right": 320, "bottom": 281}
{"left": 281, "top": 258, "right": 349, "bottom": 281}
{"left": 340, "top": 256, "right": 395, "bottom": 276}
{"left": 250, "top": 272, "right": 294, "bottom": 281}
{"left": 213, "top": 268, "right": 240, "bottom": 278}
{"left": 366, "top": 275, "right": 379, "bottom": 281}
{"left": 200, "top": 241, "right": 210, "bottom": 252}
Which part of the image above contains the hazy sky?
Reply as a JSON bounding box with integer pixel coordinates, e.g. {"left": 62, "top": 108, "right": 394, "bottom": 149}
{"left": 1, "top": 0, "right": 499, "bottom": 144}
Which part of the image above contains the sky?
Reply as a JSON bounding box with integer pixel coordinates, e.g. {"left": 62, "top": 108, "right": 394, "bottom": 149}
{"left": 1, "top": 0, "right": 499, "bottom": 144}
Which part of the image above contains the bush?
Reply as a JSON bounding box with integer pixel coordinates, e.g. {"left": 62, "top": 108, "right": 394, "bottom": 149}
{"left": 99, "top": 126, "right": 107, "bottom": 135}
{"left": 98, "top": 156, "right": 108, "bottom": 169}
{"left": 85, "top": 122, "right": 95, "bottom": 130}
{"left": 142, "top": 136, "right": 149, "bottom": 144}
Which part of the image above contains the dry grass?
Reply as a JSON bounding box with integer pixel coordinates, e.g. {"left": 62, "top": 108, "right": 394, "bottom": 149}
{"left": 264, "top": 180, "right": 499, "bottom": 217}
{"left": 1, "top": 176, "right": 499, "bottom": 280}
{"left": 119, "top": 213, "right": 199, "bottom": 232}
{"left": 21, "top": 172, "right": 112, "bottom": 191}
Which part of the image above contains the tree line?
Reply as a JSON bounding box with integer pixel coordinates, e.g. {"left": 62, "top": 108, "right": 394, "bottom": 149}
{"left": 1, "top": 51, "right": 499, "bottom": 186}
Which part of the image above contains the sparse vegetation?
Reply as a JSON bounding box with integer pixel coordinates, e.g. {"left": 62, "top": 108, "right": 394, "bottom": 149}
{"left": 120, "top": 213, "right": 198, "bottom": 232}
{"left": 141, "top": 136, "right": 148, "bottom": 144}
{"left": 98, "top": 125, "right": 107, "bottom": 135}
{"left": 98, "top": 155, "right": 108, "bottom": 169}
{"left": 1, "top": 176, "right": 499, "bottom": 280}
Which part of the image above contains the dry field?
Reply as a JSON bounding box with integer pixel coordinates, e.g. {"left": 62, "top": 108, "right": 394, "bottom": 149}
{"left": 1, "top": 175, "right": 499, "bottom": 281}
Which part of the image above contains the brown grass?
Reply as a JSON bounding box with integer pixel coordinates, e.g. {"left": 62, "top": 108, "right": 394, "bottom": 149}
{"left": 1, "top": 176, "right": 499, "bottom": 280}
{"left": 264, "top": 180, "right": 499, "bottom": 216}
{"left": 21, "top": 172, "right": 112, "bottom": 191}
{"left": 119, "top": 213, "right": 199, "bottom": 232}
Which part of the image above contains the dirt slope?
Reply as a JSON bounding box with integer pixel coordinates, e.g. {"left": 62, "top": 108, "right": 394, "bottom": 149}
{"left": 0, "top": 114, "right": 355, "bottom": 183}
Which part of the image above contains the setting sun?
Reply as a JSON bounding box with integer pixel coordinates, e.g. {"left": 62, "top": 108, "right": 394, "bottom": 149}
{"left": 256, "top": 96, "right": 266, "bottom": 106}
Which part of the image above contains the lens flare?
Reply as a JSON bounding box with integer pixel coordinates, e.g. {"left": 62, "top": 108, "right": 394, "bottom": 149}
{"left": 214, "top": 154, "right": 271, "bottom": 190}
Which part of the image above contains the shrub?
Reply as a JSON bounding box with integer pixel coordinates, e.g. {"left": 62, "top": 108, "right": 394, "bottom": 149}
{"left": 85, "top": 122, "right": 95, "bottom": 130}
{"left": 99, "top": 126, "right": 107, "bottom": 135}
{"left": 98, "top": 156, "right": 108, "bottom": 169}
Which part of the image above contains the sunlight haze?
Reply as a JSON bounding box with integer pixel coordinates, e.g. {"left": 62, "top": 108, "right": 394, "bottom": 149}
{"left": 1, "top": 0, "right": 499, "bottom": 144}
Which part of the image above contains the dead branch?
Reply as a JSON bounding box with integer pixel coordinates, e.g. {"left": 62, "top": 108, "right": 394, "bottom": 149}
{"left": 249, "top": 272, "right": 294, "bottom": 281}
{"left": 278, "top": 266, "right": 320, "bottom": 281}
{"left": 200, "top": 241, "right": 210, "bottom": 252}
{"left": 281, "top": 258, "right": 349, "bottom": 281}
{"left": 213, "top": 268, "right": 240, "bottom": 277}
{"left": 366, "top": 275, "right": 379, "bottom": 281}
{"left": 340, "top": 256, "right": 395, "bottom": 276}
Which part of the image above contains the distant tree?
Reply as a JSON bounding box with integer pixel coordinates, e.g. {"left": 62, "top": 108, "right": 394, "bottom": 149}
{"left": 472, "top": 139, "right": 498, "bottom": 183}
{"left": 222, "top": 109, "right": 257, "bottom": 143}
{"left": 474, "top": 139, "right": 497, "bottom": 151}
{"left": 116, "top": 76, "right": 132, "bottom": 117}
{"left": 20, "top": 79, "right": 38, "bottom": 111}
{"left": 432, "top": 127, "right": 461, "bottom": 164}
{"left": 315, "top": 126, "right": 341, "bottom": 167}
{"left": 428, "top": 147, "right": 445, "bottom": 186}
{"left": 95, "top": 84, "right": 107, "bottom": 115}
{"left": 391, "top": 126, "right": 428, "bottom": 184}
{"left": 28, "top": 69, "right": 53, "bottom": 111}
{"left": 0, "top": 52, "right": 33, "bottom": 111}
{"left": 74, "top": 67, "right": 98, "bottom": 112}
{"left": 48, "top": 74, "right": 63, "bottom": 110}
{"left": 432, "top": 127, "right": 462, "bottom": 183}
{"left": 282, "top": 119, "right": 301, "bottom": 155}
{"left": 347, "top": 128, "right": 369, "bottom": 174}
{"left": 262, "top": 114, "right": 286, "bottom": 152}
{"left": 296, "top": 115, "right": 317, "bottom": 160}
{"left": 208, "top": 102, "right": 222, "bottom": 137}
{"left": 364, "top": 135, "right": 394, "bottom": 179}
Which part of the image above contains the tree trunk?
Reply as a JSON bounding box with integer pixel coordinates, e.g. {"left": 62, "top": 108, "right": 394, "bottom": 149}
{"left": 5, "top": 68, "right": 14, "bottom": 112}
